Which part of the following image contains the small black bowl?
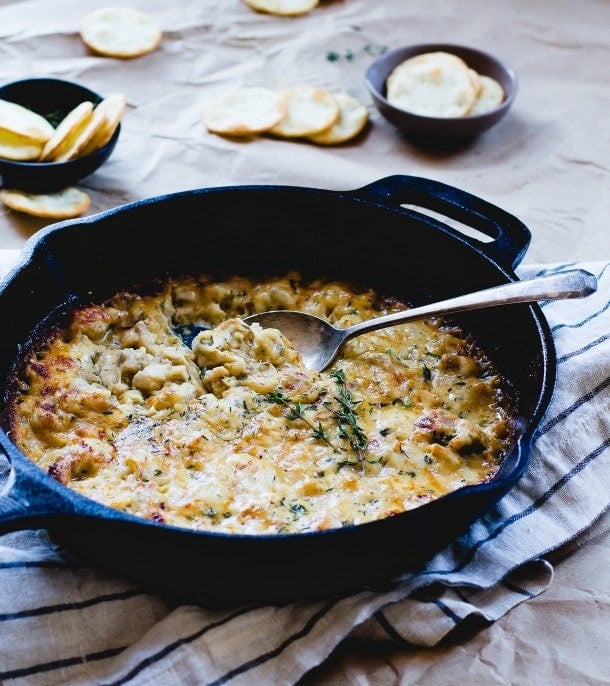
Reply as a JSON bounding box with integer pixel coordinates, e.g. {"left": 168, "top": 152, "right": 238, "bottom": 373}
{"left": 364, "top": 43, "right": 517, "bottom": 142}
{"left": 0, "top": 77, "right": 120, "bottom": 193}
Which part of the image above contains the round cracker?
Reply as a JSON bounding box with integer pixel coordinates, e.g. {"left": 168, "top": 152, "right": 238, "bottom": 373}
{"left": 80, "top": 6, "right": 162, "bottom": 59}
{"left": 386, "top": 51, "right": 477, "bottom": 118}
{"left": 0, "top": 99, "right": 54, "bottom": 143}
{"left": 307, "top": 93, "right": 368, "bottom": 145}
{"left": 39, "top": 101, "right": 94, "bottom": 161}
{"left": 242, "top": 0, "right": 319, "bottom": 16}
{"left": 53, "top": 103, "right": 108, "bottom": 162}
{"left": 467, "top": 74, "right": 505, "bottom": 115}
{"left": 203, "top": 87, "right": 287, "bottom": 136}
{"left": 270, "top": 86, "right": 339, "bottom": 138}
{"left": 467, "top": 68, "right": 482, "bottom": 97}
{"left": 0, "top": 128, "right": 44, "bottom": 161}
{"left": 387, "top": 51, "right": 470, "bottom": 85}
{"left": 80, "top": 93, "right": 126, "bottom": 155}
{"left": 1, "top": 187, "right": 90, "bottom": 219}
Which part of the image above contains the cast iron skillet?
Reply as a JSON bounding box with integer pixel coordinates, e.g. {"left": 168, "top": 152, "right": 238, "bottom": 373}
{"left": 0, "top": 175, "right": 553, "bottom": 604}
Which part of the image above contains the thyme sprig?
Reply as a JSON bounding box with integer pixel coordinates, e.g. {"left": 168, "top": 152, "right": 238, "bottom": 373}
{"left": 325, "top": 369, "right": 368, "bottom": 469}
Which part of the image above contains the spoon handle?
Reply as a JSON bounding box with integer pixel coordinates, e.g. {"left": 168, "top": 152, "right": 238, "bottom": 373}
{"left": 343, "top": 269, "right": 597, "bottom": 341}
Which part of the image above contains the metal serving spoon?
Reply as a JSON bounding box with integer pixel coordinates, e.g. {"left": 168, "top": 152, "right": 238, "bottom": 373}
{"left": 243, "top": 269, "right": 597, "bottom": 372}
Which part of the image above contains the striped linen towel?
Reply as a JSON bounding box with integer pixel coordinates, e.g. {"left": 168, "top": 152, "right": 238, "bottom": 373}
{"left": 0, "top": 258, "right": 608, "bottom": 686}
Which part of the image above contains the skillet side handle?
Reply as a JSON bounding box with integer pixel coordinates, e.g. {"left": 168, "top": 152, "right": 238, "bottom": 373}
{"left": 0, "top": 441, "right": 68, "bottom": 533}
{"left": 354, "top": 175, "right": 531, "bottom": 271}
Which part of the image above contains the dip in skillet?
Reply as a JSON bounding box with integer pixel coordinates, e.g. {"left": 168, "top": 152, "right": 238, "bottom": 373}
{"left": 6, "top": 271, "right": 516, "bottom": 534}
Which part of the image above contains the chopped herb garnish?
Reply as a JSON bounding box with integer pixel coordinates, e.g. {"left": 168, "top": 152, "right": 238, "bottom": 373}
{"left": 325, "top": 369, "right": 368, "bottom": 469}
{"left": 312, "top": 422, "right": 328, "bottom": 442}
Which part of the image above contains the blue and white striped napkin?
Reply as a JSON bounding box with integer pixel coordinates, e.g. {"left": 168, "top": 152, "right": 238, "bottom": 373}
{"left": 0, "top": 258, "right": 608, "bottom": 686}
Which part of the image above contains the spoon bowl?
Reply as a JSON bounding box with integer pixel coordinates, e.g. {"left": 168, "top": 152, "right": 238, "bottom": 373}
{"left": 245, "top": 269, "right": 597, "bottom": 371}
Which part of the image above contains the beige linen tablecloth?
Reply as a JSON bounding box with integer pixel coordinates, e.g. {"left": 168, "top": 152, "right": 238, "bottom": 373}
{"left": 0, "top": 1, "right": 609, "bottom": 684}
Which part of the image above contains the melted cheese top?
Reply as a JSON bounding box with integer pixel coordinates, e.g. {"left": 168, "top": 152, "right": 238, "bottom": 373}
{"left": 8, "top": 273, "right": 514, "bottom": 534}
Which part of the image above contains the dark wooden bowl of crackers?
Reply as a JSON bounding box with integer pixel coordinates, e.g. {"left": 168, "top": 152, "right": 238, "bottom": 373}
{"left": 364, "top": 43, "right": 517, "bottom": 142}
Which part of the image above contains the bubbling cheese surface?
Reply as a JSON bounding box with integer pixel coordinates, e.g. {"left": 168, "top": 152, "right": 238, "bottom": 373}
{"left": 8, "top": 273, "right": 515, "bottom": 534}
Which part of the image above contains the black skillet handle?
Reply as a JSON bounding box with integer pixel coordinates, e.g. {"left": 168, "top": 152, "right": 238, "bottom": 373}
{"left": 354, "top": 175, "right": 531, "bottom": 271}
{"left": 0, "top": 439, "right": 69, "bottom": 533}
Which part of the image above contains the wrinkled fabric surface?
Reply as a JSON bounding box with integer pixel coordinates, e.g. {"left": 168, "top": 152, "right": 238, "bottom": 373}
{"left": 0, "top": 0, "right": 609, "bottom": 684}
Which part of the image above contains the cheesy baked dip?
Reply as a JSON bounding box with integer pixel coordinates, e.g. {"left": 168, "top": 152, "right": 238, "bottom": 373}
{"left": 6, "top": 272, "right": 515, "bottom": 534}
